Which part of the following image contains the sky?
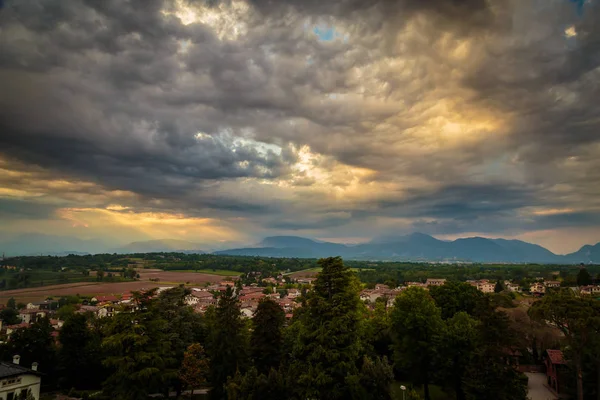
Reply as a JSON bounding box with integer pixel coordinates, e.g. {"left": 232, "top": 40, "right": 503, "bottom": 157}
{"left": 0, "top": 0, "right": 599, "bottom": 254}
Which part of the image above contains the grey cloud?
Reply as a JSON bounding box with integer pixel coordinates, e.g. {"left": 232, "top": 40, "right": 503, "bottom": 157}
{"left": 0, "top": 0, "right": 599, "bottom": 241}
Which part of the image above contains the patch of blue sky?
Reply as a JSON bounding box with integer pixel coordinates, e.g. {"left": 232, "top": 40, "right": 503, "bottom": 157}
{"left": 310, "top": 23, "right": 349, "bottom": 43}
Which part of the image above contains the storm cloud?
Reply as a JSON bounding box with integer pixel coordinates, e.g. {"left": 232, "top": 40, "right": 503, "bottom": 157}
{"left": 0, "top": 0, "right": 599, "bottom": 252}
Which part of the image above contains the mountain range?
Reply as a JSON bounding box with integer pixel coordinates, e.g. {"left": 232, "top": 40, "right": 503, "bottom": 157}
{"left": 1, "top": 233, "right": 599, "bottom": 263}
{"left": 215, "top": 233, "right": 600, "bottom": 264}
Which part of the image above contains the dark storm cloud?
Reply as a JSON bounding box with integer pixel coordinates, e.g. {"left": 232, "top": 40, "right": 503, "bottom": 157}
{"left": 0, "top": 0, "right": 599, "bottom": 242}
{"left": 0, "top": 199, "right": 58, "bottom": 220}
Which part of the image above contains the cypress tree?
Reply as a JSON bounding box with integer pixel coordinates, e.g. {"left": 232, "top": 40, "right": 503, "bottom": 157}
{"left": 251, "top": 297, "right": 285, "bottom": 374}
{"left": 289, "top": 256, "right": 363, "bottom": 399}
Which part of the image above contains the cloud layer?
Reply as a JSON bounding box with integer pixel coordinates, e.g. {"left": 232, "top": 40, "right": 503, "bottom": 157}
{"left": 0, "top": 0, "right": 599, "bottom": 252}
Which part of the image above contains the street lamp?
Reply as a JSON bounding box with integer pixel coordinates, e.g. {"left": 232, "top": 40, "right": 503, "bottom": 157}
{"left": 400, "top": 385, "right": 406, "bottom": 400}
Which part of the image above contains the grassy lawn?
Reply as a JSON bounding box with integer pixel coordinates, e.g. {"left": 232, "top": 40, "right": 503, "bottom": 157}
{"left": 168, "top": 269, "right": 241, "bottom": 276}
{"left": 390, "top": 382, "right": 452, "bottom": 400}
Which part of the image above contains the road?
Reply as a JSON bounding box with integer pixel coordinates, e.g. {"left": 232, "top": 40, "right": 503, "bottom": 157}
{"left": 525, "top": 372, "right": 558, "bottom": 400}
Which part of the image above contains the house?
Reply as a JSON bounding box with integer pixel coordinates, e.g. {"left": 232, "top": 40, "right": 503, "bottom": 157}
{"left": 119, "top": 293, "right": 133, "bottom": 304}
{"left": 405, "top": 282, "right": 427, "bottom": 288}
{"left": 75, "top": 305, "right": 99, "bottom": 316}
{"left": 545, "top": 349, "right": 566, "bottom": 395}
{"left": 504, "top": 282, "right": 522, "bottom": 292}
{"left": 49, "top": 319, "right": 63, "bottom": 330}
{"left": 91, "top": 295, "right": 118, "bottom": 304}
{"left": 529, "top": 283, "right": 546, "bottom": 295}
{"left": 287, "top": 289, "right": 301, "bottom": 299}
{"left": 5, "top": 323, "right": 29, "bottom": 338}
{"left": 468, "top": 280, "right": 495, "bottom": 293}
{"left": 26, "top": 301, "right": 55, "bottom": 311}
{"left": 374, "top": 284, "right": 390, "bottom": 291}
{"left": 97, "top": 305, "right": 116, "bottom": 318}
{"left": 18, "top": 310, "right": 38, "bottom": 324}
{"left": 425, "top": 279, "right": 446, "bottom": 287}
{"left": 262, "top": 277, "right": 278, "bottom": 285}
{"left": 579, "top": 285, "right": 600, "bottom": 296}
{"left": 0, "top": 356, "right": 42, "bottom": 400}
{"left": 545, "top": 281, "right": 561, "bottom": 289}
{"left": 296, "top": 278, "right": 316, "bottom": 285}
{"left": 220, "top": 281, "right": 236, "bottom": 288}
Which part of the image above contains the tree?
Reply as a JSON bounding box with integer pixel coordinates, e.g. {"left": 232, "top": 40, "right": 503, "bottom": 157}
{"left": 0, "top": 308, "right": 21, "bottom": 325}
{"left": 179, "top": 344, "right": 209, "bottom": 399}
{"left": 56, "top": 304, "right": 76, "bottom": 320}
{"left": 207, "top": 286, "right": 248, "bottom": 399}
{"left": 356, "top": 356, "right": 394, "bottom": 400}
{"left": 288, "top": 257, "right": 363, "bottom": 400}
{"left": 6, "top": 297, "right": 16, "bottom": 309}
{"left": 102, "top": 290, "right": 175, "bottom": 400}
{"left": 530, "top": 290, "right": 600, "bottom": 400}
{"left": 3, "top": 317, "right": 57, "bottom": 387}
{"left": 250, "top": 298, "right": 285, "bottom": 374}
{"left": 390, "top": 287, "right": 444, "bottom": 400}
{"left": 578, "top": 268, "right": 592, "bottom": 286}
{"left": 429, "top": 281, "right": 484, "bottom": 320}
{"left": 437, "top": 312, "right": 479, "bottom": 400}
{"left": 494, "top": 279, "right": 504, "bottom": 293}
{"left": 462, "top": 310, "right": 528, "bottom": 400}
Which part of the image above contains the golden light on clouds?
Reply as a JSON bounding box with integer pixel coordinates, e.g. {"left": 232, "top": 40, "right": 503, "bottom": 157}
{"left": 565, "top": 25, "right": 577, "bottom": 38}
{"left": 56, "top": 207, "right": 243, "bottom": 242}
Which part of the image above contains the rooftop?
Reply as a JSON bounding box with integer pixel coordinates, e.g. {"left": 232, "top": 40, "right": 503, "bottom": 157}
{"left": 547, "top": 349, "right": 566, "bottom": 365}
{"left": 0, "top": 362, "right": 41, "bottom": 379}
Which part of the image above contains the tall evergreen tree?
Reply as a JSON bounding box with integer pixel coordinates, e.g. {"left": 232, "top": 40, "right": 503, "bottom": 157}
{"left": 463, "top": 310, "right": 528, "bottom": 400}
{"left": 207, "top": 286, "right": 249, "bottom": 400}
{"left": 289, "top": 256, "right": 363, "bottom": 400}
{"left": 58, "top": 313, "right": 105, "bottom": 390}
{"left": 390, "top": 287, "right": 444, "bottom": 400}
{"left": 6, "top": 297, "right": 16, "bottom": 310}
{"left": 577, "top": 268, "right": 593, "bottom": 286}
{"left": 251, "top": 297, "right": 285, "bottom": 374}
{"left": 154, "top": 286, "right": 206, "bottom": 395}
{"left": 437, "top": 312, "right": 479, "bottom": 400}
{"left": 102, "top": 290, "right": 175, "bottom": 400}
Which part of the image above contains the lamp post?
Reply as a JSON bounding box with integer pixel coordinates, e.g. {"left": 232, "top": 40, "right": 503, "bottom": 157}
{"left": 400, "top": 385, "right": 406, "bottom": 400}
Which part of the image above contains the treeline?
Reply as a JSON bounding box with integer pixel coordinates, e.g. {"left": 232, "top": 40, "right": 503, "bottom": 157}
{"left": 354, "top": 262, "right": 597, "bottom": 289}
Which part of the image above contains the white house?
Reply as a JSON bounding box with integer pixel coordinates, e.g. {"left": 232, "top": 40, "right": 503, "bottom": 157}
{"left": 0, "top": 356, "right": 42, "bottom": 400}
{"left": 530, "top": 283, "right": 546, "bottom": 294}
{"left": 580, "top": 286, "right": 600, "bottom": 296}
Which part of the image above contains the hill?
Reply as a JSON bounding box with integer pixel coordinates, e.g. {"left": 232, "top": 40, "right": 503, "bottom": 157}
{"left": 113, "top": 239, "right": 204, "bottom": 254}
{"left": 216, "top": 234, "right": 600, "bottom": 263}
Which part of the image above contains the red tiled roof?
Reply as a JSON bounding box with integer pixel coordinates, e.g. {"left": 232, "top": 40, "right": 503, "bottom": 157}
{"left": 6, "top": 323, "right": 29, "bottom": 330}
{"left": 547, "top": 349, "right": 566, "bottom": 365}
{"left": 94, "top": 295, "right": 118, "bottom": 302}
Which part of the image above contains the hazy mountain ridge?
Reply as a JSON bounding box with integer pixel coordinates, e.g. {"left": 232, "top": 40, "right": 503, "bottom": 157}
{"left": 217, "top": 234, "right": 600, "bottom": 263}
{"left": 112, "top": 239, "right": 204, "bottom": 254}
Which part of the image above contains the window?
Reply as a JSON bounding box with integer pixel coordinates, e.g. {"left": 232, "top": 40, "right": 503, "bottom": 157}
{"left": 7, "top": 392, "right": 15, "bottom": 400}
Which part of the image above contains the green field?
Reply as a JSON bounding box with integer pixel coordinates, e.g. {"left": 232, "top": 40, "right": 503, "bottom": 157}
{"left": 169, "top": 269, "right": 241, "bottom": 277}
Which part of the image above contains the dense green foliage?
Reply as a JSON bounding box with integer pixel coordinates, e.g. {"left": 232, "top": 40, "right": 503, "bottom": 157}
{"left": 4, "top": 256, "right": 600, "bottom": 400}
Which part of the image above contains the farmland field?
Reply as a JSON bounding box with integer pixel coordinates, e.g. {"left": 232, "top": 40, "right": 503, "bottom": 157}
{"left": 163, "top": 269, "right": 241, "bottom": 276}
{"left": 0, "top": 270, "right": 229, "bottom": 303}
